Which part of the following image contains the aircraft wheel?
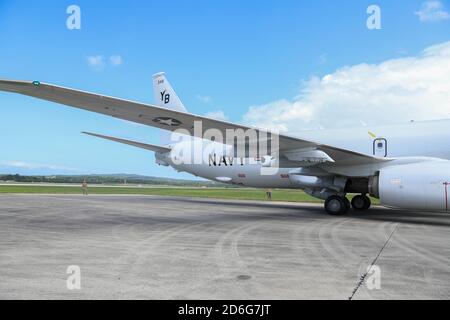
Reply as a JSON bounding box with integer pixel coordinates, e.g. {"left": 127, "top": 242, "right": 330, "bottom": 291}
{"left": 351, "top": 194, "right": 371, "bottom": 211}
{"left": 325, "top": 195, "right": 350, "bottom": 215}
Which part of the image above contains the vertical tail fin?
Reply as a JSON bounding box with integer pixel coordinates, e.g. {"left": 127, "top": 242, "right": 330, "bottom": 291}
{"left": 152, "top": 72, "right": 187, "bottom": 112}
{"left": 152, "top": 72, "right": 187, "bottom": 145}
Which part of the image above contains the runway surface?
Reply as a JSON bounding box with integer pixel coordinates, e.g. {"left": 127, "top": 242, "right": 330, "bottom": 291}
{"left": 0, "top": 194, "right": 449, "bottom": 300}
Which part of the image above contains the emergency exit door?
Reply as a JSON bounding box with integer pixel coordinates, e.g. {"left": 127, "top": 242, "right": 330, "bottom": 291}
{"left": 373, "top": 138, "right": 388, "bottom": 157}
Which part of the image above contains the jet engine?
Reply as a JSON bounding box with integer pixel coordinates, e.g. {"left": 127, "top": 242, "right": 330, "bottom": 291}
{"left": 369, "top": 161, "right": 450, "bottom": 211}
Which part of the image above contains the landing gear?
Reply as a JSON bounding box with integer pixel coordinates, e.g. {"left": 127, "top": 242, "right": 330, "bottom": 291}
{"left": 324, "top": 195, "right": 350, "bottom": 215}
{"left": 351, "top": 194, "right": 371, "bottom": 211}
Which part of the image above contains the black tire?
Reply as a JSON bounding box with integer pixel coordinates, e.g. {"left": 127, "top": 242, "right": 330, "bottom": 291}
{"left": 351, "top": 195, "right": 371, "bottom": 211}
{"left": 363, "top": 195, "right": 371, "bottom": 210}
{"left": 343, "top": 196, "right": 351, "bottom": 208}
{"left": 325, "top": 195, "right": 350, "bottom": 215}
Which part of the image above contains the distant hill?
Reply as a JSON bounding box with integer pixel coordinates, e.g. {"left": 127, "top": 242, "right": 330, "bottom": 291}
{"left": 0, "top": 174, "right": 231, "bottom": 187}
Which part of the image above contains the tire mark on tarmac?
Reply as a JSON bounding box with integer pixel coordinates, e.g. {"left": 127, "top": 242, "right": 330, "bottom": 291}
{"left": 301, "top": 218, "right": 343, "bottom": 268}
{"left": 390, "top": 226, "right": 449, "bottom": 268}
{"left": 213, "top": 221, "right": 264, "bottom": 299}
{"left": 321, "top": 218, "right": 364, "bottom": 267}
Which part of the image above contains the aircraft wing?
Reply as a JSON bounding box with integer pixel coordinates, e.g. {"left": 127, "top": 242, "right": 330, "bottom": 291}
{"left": 82, "top": 132, "right": 171, "bottom": 153}
{"left": 0, "top": 79, "right": 389, "bottom": 166}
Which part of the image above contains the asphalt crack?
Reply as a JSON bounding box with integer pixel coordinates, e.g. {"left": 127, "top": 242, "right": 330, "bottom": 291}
{"left": 348, "top": 223, "right": 399, "bottom": 300}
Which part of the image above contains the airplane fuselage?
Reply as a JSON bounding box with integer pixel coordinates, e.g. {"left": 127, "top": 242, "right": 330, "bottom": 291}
{"left": 165, "top": 119, "right": 450, "bottom": 188}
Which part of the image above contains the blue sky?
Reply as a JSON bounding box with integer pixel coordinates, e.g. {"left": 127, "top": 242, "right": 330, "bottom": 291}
{"left": 0, "top": 0, "right": 449, "bottom": 178}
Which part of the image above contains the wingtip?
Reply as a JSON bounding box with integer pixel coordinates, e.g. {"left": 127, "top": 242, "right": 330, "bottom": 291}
{"left": 81, "top": 131, "right": 96, "bottom": 137}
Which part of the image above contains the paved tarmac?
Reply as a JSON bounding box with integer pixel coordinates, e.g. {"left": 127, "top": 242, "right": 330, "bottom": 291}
{"left": 0, "top": 194, "right": 449, "bottom": 300}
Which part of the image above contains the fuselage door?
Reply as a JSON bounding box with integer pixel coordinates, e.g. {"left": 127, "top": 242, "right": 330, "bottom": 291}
{"left": 373, "top": 138, "right": 388, "bottom": 157}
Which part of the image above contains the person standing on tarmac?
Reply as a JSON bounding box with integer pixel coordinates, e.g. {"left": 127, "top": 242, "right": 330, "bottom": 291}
{"left": 82, "top": 179, "right": 88, "bottom": 196}
{"left": 266, "top": 188, "right": 272, "bottom": 201}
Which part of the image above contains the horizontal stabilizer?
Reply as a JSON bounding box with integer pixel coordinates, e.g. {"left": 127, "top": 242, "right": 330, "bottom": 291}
{"left": 82, "top": 132, "right": 171, "bottom": 153}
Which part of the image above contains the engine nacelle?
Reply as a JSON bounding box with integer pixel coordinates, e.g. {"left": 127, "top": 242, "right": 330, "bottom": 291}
{"left": 370, "top": 161, "right": 450, "bottom": 211}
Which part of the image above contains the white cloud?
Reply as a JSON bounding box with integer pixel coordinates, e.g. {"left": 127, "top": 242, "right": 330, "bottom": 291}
{"left": 87, "top": 55, "right": 124, "bottom": 70}
{"left": 110, "top": 55, "right": 123, "bottom": 66}
{"left": 197, "top": 95, "right": 212, "bottom": 103}
{"left": 205, "top": 111, "right": 229, "bottom": 121}
{"left": 0, "top": 161, "right": 78, "bottom": 171}
{"left": 415, "top": 0, "right": 450, "bottom": 22}
{"left": 87, "top": 55, "right": 105, "bottom": 70}
{"left": 243, "top": 41, "right": 450, "bottom": 133}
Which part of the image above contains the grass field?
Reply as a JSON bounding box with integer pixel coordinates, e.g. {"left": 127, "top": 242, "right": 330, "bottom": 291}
{"left": 0, "top": 185, "right": 321, "bottom": 202}
{"left": 0, "top": 185, "right": 381, "bottom": 204}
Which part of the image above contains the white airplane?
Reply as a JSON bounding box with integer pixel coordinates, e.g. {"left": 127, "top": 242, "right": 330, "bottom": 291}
{"left": 1, "top": 73, "right": 450, "bottom": 215}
